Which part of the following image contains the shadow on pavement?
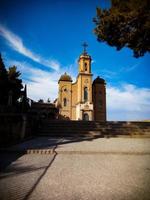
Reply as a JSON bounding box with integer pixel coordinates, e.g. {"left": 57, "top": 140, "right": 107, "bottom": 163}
{"left": 0, "top": 134, "right": 117, "bottom": 167}
{"left": 0, "top": 152, "right": 24, "bottom": 172}
{"left": 23, "top": 151, "right": 57, "bottom": 200}
{"left": 0, "top": 150, "right": 57, "bottom": 200}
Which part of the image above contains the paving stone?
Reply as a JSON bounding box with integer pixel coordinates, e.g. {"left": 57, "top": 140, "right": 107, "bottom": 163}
{"left": 0, "top": 138, "right": 150, "bottom": 200}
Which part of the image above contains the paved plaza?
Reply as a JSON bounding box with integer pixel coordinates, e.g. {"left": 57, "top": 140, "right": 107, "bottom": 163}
{"left": 0, "top": 137, "right": 150, "bottom": 200}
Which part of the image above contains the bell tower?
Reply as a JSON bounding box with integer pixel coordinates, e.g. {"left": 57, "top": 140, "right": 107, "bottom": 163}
{"left": 75, "top": 43, "right": 94, "bottom": 120}
{"left": 78, "top": 42, "right": 91, "bottom": 74}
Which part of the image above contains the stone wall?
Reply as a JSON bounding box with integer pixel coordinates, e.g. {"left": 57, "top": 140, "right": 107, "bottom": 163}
{"left": 0, "top": 114, "right": 38, "bottom": 147}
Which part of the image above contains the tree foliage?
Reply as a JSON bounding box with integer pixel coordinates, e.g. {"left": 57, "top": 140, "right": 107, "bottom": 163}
{"left": 93, "top": 0, "right": 150, "bottom": 57}
{"left": 8, "top": 66, "right": 23, "bottom": 105}
{"left": 0, "top": 54, "right": 23, "bottom": 106}
{"left": 0, "top": 54, "right": 8, "bottom": 104}
{"left": 38, "top": 99, "right": 44, "bottom": 103}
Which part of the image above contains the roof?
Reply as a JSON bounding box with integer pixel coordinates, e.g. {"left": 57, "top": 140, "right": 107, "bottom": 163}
{"left": 58, "top": 72, "right": 72, "bottom": 82}
{"left": 79, "top": 52, "right": 91, "bottom": 60}
{"left": 93, "top": 76, "right": 106, "bottom": 84}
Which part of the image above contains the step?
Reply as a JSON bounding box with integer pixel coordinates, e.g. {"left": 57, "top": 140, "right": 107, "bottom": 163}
{"left": 37, "top": 121, "right": 150, "bottom": 137}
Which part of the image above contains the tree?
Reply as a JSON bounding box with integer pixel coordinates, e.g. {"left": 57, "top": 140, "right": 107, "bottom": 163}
{"left": 0, "top": 54, "right": 23, "bottom": 107}
{"left": 93, "top": 0, "right": 150, "bottom": 57}
{"left": 8, "top": 66, "right": 23, "bottom": 105}
{"left": 38, "top": 99, "right": 44, "bottom": 103}
{"left": 0, "top": 54, "right": 8, "bottom": 105}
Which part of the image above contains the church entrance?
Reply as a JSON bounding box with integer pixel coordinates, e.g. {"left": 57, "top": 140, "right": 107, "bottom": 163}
{"left": 83, "top": 113, "right": 89, "bottom": 121}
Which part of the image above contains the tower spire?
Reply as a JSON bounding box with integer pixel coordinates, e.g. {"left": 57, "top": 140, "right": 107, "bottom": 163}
{"left": 82, "top": 42, "right": 88, "bottom": 54}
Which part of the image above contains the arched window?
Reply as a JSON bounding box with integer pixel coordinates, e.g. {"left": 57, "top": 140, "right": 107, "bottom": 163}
{"left": 84, "top": 63, "right": 87, "bottom": 71}
{"left": 84, "top": 87, "right": 88, "bottom": 102}
{"left": 63, "top": 98, "right": 67, "bottom": 107}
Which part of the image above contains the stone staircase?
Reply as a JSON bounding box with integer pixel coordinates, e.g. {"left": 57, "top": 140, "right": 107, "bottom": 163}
{"left": 37, "top": 120, "right": 150, "bottom": 137}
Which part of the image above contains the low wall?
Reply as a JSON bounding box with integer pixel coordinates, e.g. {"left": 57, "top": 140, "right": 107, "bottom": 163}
{"left": 0, "top": 114, "right": 38, "bottom": 147}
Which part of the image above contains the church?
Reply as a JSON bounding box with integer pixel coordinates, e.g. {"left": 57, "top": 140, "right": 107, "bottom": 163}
{"left": 57, "top": 44, "right": 106, "bottom": 121}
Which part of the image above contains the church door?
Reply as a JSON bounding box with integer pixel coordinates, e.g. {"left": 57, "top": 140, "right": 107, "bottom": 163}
{"left": 83, "top": 113, "right": 89, "bottom": 121}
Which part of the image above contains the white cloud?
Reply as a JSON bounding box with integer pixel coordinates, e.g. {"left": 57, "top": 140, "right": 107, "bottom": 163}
{"left": 65, "top": 58, "right": 78, "bottom": 82}
{"left": 100, "top": 69, "right": 117, "bottom": 79}
{"left": 107, "top": 84, "right": 150, "bottom": 121}
{"left": 0, "top": 24, "right": 60, "bottom": 71}
{"left": 6, "top": 60, "right": 76, "bottom": 102}
{"left": 120, "top": 63, "right": 140, "bottom": 72}
{"left": 100, "top": 63, "right": 140, "bottom": 79}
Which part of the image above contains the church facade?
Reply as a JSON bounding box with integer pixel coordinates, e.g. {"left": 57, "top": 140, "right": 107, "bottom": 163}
{"left": 58, "top": 47, "right": 106, "bottom": 121}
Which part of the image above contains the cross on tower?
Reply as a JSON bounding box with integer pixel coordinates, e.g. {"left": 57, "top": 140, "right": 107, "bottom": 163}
{"left": 82, "top": 42, "right": 88, "bottom": 54}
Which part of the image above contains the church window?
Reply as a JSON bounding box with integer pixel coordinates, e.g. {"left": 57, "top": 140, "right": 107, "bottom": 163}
{"left": 84, "top": 87, "right": 88, "bottom": 102}
{"left": 64, "top": 88, "right": 67, "bottom": 92}
{"left": 84, "top": 63, "right": 87, "bottom": 71}
{"left": 63, "top": 98, "right": 67, "bottom": 107}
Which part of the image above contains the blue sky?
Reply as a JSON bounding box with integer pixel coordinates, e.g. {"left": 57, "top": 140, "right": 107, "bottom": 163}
{"left": 0, "top": 0, "right": 150, "bottom": 120}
